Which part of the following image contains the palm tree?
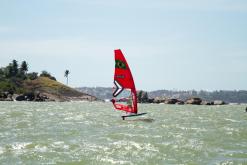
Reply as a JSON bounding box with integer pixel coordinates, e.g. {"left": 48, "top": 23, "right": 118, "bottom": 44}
{"left": 64, "top": 70, "right": 70, "bottom": 85}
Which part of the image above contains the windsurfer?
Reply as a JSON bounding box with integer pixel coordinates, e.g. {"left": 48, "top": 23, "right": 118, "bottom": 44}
{"left": 111, "top": 98, "right": 116, "bottom": 104}
{"left": 126, "top": 96, "right": 132, "bottom": 108}
{"left": 112, "top": 49, "right": 146, "bottom": 119}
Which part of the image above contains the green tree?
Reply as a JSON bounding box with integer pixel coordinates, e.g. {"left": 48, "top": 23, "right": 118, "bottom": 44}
{"left": 5, "top": 64, "right": 14, "bottom": 78}
{"left": 12, "top": 60, "right": 18, "bottom": 76}
{"left": 137, "top": 90, "right": 143, "bottom": 103}
{"left": 0, "top": 68, "right": 4, "bottom": 79}
{"left": 40, "top": 70, "right": 50, "bottom": 77}
{"left": 64, "top": 70, "right": 70, "bottom": 85}
{"left": 142, "top": 92, "right": 149, "bottom": 103}
{"left": 20, "top": 61, "right": 28, "bottom": 74}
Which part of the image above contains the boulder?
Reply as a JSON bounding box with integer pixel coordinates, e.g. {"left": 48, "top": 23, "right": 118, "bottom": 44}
{"left": 153, "top": 97, "right": 165, "bottom": 104}
{"left": 213, "top": 100, "right": 225, "bottom": 105}
{"left": 15, "top": 95, "right": 26, "bottom": 101}
{"left": 186, "top": 97, "right": 202, "bottom": 105}
{"left": 0, "top": 92, "right": 8, "bottom": 99}
{"left": 15, "top": 93, "right": 35, "bottom": 101}
{"left": 12, "top": 94, "right": 19, "bottom": 101}
{"left": 201, "top": 101, "right": 213, "bottom": 105}
{"left": 34, "top": 93, "right": 51, "bottom": 102}
{"left": 176, "top": 100, "right": 184, "bottom": 105}
{"left": 25, "top": 93, "right": 35, "bottom": 101}
{"left": 5, "top": 97, "right": 13, "bottom": 101}
{"left": 165, "top": 98, "right": 178, "bottom": 104}
{"left": 148, "top": 98, "right": 154, "bottom": 103}
{"left": 6, "top": 94, "right": 13, "bottom": 101}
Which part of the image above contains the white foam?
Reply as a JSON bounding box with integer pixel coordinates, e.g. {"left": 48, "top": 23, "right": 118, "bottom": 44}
{"left": 10, "top": 142, "right": 31, "bottom": 155}
{"left": 11, "top": 142, "right": 31, "bottom": 150}
{"left": 129, "top": 141, "right": 142, "bottom": 150}
{"left": 98, "top": 156, "right": 130, "bottom": 165}
{"left": 143, "top": 143, "right": 159, "bottom": 152}
{"left": 225, "top": 118, "right": 240, "bottom": 123}
{"left": 53, "top": 141, "right": 64, "bottom": 145}
{"left": 0, "top": 146, "right": 4, "bottom": 155}
{"left": 35, "top": 145, "right": 48, "bottom": 153}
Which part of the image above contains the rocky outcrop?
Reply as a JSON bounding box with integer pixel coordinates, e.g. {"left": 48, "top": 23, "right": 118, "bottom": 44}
{"left": 176, "top": 100, "right": 184, "bottom": 105}
{"left": 15, "top": 95, "right": 26, "bottom": 101}
{"left": 0, "top": 92, "right": 13, "bottom": 101}
{"left": 201, "top": 101, "right": 213, "bottom": 105}
{"left": 163, "top": 98, "right": 184, "bottom": 104}
{"left": 1, "top": 91, "right": 97, "bottom": 102}
{"left": 15, "top": 93, "right": 35, "bottom": 101}
{"left": 164, "top": 98, "right": 178, "bottom": 104}
{"left": 151, "top": 97, "right": 184, "bottom": 105}
{"left": 147, "top": 98, "right": 155, "bottom": 103}
{"left": 213, "top": 100, "right": 225, "bottom": 105}
{"left": 153, "top": 97, "right": 165, "bottom": 104}
{"left": 1, "top": 91, "right": 55, "bottom": 102}
{"left": 185, "top": 97, "right": 202, "bottom": 105}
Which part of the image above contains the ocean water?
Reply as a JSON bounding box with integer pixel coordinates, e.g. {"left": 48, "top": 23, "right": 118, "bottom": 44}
{"left": 0, "top": 102, "right": 246, "bottom": 165}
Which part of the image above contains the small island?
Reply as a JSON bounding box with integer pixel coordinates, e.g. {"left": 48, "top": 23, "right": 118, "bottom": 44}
{"left": 136, "top": 90, "right": 226, "bottom": 105}
{"left": 0, "top": 60, "right": 97, "bottom": 102}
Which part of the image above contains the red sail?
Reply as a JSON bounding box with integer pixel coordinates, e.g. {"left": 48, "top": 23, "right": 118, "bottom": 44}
{"left": 112, "top": 49, "right": 137, "bottom": 114}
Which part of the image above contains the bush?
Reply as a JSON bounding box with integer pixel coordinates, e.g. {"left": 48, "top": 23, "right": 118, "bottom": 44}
{"left": 0, "top": 80, "right": 16, "bottom": 93}
{"left": 27, "top": 72, "right": 38, "bottom": 80}
{"left": 40, "top": 71, "right": 56, "bottom": 81}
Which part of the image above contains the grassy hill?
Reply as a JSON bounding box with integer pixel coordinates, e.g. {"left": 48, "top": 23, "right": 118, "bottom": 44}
{"left": 0, "top": 60, "right": 97, "bottom": 101}
{"left": 23, "top": 77, "right": 97, "bottom": 101}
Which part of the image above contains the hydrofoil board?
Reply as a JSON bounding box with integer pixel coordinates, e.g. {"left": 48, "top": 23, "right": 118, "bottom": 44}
{"left": 121, "top": 113, "right": 147, "bottom": 120}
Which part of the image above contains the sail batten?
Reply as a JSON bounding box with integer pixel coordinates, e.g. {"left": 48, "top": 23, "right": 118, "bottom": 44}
{"left": 112, "top": 49, "right": 137, "bottom": 114}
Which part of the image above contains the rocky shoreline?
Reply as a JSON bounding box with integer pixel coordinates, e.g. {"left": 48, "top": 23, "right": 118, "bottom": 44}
{"left": 0, "top": 91, "right": 56, "bottom": 102}
{"left": 0, "top": 91, "right": 97, "bottom": 102}
{"left": 141, "top": 97, "right": 226, "bottom": 105}
{"left": 0, "top": 91, "right": 226, "bottom": 105}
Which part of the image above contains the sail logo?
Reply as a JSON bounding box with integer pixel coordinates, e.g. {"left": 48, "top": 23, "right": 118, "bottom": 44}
{"left": 115, "top": 60, "right": 126, "bottom": 69}
{"left": 113, "top": 80, "right": 123, "bottom": 97}
{"left": 115, "top": 74, "right": 125, "bottom": 79}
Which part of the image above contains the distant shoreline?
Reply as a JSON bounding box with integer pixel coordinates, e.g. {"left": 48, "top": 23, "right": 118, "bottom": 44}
{"left": 76, "top": 87, "right": 247, "bottom": 104}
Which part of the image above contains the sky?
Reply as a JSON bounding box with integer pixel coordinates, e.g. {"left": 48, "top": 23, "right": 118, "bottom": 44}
{"left": 0, "top": 0, "right": 247, "bottom": 91}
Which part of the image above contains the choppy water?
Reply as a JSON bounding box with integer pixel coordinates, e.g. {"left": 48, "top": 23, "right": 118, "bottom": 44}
{"left": 0, "top": 102, "right": 247, "bottom": 165}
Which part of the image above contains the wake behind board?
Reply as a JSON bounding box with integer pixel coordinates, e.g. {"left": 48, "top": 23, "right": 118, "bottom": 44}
{"left": 121, "top": 113, "right": 147, "bottom": 120}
